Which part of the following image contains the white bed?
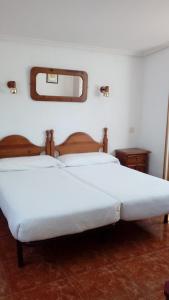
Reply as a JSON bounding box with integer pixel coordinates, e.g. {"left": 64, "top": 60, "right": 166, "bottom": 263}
{"left": 58, "top": 153, "right": 169, "bottom": 221}
{"left": 0, "top": 162, "right": 120, "bottom": 242}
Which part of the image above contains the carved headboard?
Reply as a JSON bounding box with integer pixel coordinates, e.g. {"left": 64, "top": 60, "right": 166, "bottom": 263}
{"left": 50, "top": 128, "right": 108, "bottom": 156}
{"left": 0, "top": 131, "right": 51, "bottom": 159}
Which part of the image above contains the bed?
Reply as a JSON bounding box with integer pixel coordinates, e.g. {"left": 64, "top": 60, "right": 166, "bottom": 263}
{"left": 0, "top": 131, "right": 120, "bottom": 267}
{"left": 50, "top": 128, "right": 169, "bottom": 223}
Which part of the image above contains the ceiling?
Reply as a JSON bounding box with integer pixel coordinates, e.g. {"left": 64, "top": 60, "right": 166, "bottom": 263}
{"left": 1, "top": 0, "right": 169, "bottom": 56}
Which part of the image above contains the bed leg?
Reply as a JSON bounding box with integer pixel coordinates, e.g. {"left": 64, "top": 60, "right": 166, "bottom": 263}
{"left": 164, "top": 281, "right": 169, "bottom": 299}
{"left": 16, "top": 240, "right": 24, "bottom": 268}
{"left": 164, "top": 214, "right": 168, "bottom": 224}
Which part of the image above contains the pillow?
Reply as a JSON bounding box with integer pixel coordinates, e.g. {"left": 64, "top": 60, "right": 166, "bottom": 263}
{"left": 0, "top": 155, "right": 63, "bottom": 171}
{"left": 58, "top": 152, "right": 120, "bottom": 167}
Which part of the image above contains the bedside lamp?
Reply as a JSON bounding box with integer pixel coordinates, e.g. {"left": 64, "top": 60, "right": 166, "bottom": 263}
{"left": 7, "top": 81, "right": 17, "bottom": 94}
{"left": 100, "top": 86, "right": 109, "bottom": 97}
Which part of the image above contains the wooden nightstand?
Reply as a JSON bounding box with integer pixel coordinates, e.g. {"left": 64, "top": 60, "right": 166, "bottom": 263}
{"left": 115, "top": 148, "right": 151, "bottom": 174}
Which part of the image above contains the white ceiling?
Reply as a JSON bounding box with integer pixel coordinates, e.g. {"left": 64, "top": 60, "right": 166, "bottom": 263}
{"left": 1, "top": 0, "right": 169, "bottom": 56}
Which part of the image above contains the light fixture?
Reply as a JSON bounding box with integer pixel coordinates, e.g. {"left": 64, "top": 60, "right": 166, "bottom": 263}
{"left": 7, "top": 81, "right": 17, "bottom": 94}
{"left": 100, "top": 86, "right": 109, "bottom": 97}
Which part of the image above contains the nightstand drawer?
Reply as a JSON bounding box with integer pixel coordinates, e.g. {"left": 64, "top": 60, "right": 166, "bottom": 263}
{"left": 127, "top": 155, "right": 146, "bottom": 165}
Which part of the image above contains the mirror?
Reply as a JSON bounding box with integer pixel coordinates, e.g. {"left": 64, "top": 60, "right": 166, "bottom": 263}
{"left": 30, "top": 67, "right": 88, "bottom": 102}
{"left": 36, "top": 73, "right": 83, "bottom": 97}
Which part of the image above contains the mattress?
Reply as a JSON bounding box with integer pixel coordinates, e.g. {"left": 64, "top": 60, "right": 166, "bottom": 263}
{"left": 64, "top": 163, "right": 169, "bottom": 221}
{"left": 0, "top": 167, "right": 120, "bottom": 242}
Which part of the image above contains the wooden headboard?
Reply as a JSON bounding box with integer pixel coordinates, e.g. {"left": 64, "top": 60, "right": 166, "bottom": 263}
{"left": 50, "top": 128, "right": 108, "bottom": 156}
{"left": 0, "top": 131, "right": 51, "bottom": 159}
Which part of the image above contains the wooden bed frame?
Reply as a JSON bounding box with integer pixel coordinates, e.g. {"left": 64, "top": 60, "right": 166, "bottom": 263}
{"left": 164, "top": 281, "right": 169, "bottom": 299}
{"left": 50, "top": 127, "right": 108, "bottom": 156}
{"left": 0, "top": 131, "right": 51, "bottom": 267}
{"left": 0, "top": 129, "right": 110, "bottom": 267}
{"left": 0, "top": 132, "right": 51, "bottom": 158}
{"left": 49, "top": 128, "right": 169, "bottom": 226}
{"left": 0, "top": 129, "right": 168, "bottom": 267}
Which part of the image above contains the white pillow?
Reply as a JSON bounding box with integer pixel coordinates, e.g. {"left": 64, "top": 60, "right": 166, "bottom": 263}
{"left": 0, "top": 155, "right": 63, "bottom": 171}
{"left": 58, "top": 152, "right": 120, "bottom": 167}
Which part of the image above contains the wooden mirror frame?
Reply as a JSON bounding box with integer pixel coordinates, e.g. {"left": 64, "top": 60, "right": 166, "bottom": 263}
{"left": 30, "top": 67, "right": 88, "bottom": 102}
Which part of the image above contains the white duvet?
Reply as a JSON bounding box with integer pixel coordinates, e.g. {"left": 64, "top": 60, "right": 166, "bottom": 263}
{"left": 64, "top": 163, "right": 169, "bottom": 221}
{"left": 0, "top": 167, "right": 120, "bottom": 242}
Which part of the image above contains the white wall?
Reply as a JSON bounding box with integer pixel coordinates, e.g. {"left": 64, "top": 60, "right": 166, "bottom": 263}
{"left": 0, "top": 40, "right": 143, "bottom": 153}
{"left": 138, "top": 48, "right": 169, "bottom": 177}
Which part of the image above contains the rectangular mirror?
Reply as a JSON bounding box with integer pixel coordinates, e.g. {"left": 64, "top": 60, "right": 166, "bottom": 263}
{"left": 30, "top": 67, "right": 88, "bottom": 102}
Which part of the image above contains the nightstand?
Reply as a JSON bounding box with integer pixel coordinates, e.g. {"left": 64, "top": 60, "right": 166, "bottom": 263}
{"left": 115, "top": 148, "right": 151, "bottom": 174}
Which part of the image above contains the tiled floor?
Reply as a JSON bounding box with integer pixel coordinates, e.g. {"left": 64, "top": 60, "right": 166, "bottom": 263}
{"left": 0, "top": 211, "right": 168, "bottom": 300}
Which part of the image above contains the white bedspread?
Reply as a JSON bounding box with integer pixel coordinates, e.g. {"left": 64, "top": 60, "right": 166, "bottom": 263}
{"left": 0, "top": 167, "right": 120, "bottom": 242}
{"left": 65, "top": 163, "right": 169, "bottom": 220}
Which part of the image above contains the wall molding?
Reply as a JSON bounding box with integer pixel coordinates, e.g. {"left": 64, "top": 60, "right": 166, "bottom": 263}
{"left": 142, "top": 42, "right": 169, "bottom": 57}
{"left": 0, "top": 33, "right": 169, "bottom": 57}
{"left": 0, "top": 34, "right": 143, "bottom": 57}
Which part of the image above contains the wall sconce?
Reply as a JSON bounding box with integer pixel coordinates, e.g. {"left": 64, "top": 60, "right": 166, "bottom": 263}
{"left": 100, "top": 86, "right": 109, "bottom": 97}
{"left": 7, "top": 81, "right": 17, "bottom": 94}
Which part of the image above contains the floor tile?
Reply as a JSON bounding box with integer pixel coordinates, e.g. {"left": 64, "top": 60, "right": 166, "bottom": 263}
{"left": 0, "top": 214, "right": 169, "bottom": 300}
{"left": 0, "top": 262, "right": 11, "bottom": 299}
{"left": 12, "top": 280, "right": 83, "bottom": 300}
